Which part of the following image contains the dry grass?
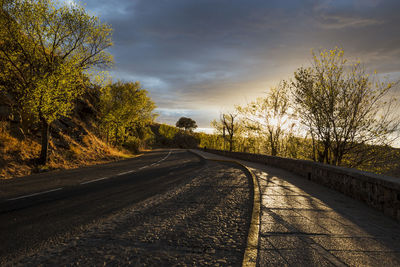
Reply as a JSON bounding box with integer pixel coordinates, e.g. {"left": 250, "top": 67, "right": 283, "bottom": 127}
{"left": 0, "top": 129, "right": 41, "bottom": 178}
{"left": 47, "top": 131, "right": 133, "bottom": 170}
{"left": 0, "top": 126, "right": 134, "bottom": 179}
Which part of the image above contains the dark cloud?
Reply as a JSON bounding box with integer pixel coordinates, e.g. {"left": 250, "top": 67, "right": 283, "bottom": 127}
{"left": 72, "top": 0, "right": 400, "bottom": 128}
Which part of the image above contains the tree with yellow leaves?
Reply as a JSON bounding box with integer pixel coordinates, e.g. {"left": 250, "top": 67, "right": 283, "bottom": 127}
{"left": 237, "top": 81, "right": 293, "bottom": 156}
{"left": 292, "top": 48, "right": 399, "bottom": 166}
{"left": 211, "top": 112, "right": 242, "bottom": 152}
{"left": 0, "top": 0, "right": 113, "bottom": 164}
{"left": 99, "top": 81, "right": 156, "bottom": 146}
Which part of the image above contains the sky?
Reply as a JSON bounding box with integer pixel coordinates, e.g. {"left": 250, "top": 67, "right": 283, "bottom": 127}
{"left": 67, "top": 0, "right": 400, "bottom": 132}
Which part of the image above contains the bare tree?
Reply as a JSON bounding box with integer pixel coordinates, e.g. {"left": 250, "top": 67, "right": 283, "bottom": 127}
{"left": 211, "top": 112, "right": 240, "bottom": 152}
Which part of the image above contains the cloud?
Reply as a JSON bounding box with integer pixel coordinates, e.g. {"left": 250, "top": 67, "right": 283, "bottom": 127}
{"left": 66, "top": 0, "right": 400, "bottom": 128}
{"left": 317, "top": 15, "right": 383, "bottom": 29}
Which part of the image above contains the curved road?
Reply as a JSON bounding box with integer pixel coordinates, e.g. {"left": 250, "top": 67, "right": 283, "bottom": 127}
{"left": 4, "top": 148, "right": 398, "bottom": 266}
{"left": 0, "top": 149, "right": 252, "bottom": 265}
{"left": 195, "top": 149, "right": 400, "bottom": 267}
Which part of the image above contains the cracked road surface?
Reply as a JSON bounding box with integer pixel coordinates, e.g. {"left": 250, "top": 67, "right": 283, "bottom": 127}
{"left": 0, "top": 150, "right": 252, "bottom": 266}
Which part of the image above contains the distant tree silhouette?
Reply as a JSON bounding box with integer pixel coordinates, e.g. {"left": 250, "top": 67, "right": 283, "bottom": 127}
{"left": 176, "top": 117, "right": 197, "bottom": 131}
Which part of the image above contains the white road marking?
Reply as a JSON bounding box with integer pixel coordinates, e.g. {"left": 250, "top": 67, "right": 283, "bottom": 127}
{"left": 116, "top": 170, "right": 135, "bottom": 176}
{"left": 6, "top": 150, "right": 174, "bottom": 202}
{"left": 157, "top": 150, "right": 172, "bottom": 163}
{"left": 7, "top": 188, "right": 63, "bottom": 201}
{"left": 80, "top": 176, "right": 109, "bottom": 185}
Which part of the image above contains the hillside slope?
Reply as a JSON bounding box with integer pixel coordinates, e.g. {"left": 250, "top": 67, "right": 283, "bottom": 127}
{"left": 0, "top": 90, "right": 132, "bottom": 179}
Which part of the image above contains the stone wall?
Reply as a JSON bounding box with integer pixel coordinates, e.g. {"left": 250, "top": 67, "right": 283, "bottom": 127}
{"left": 204, "top": 148, "right": 400, "bottom": 222}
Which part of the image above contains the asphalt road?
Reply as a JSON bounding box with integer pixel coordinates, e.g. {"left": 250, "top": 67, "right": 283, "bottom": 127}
{"left": 0, "top": 149, "right": 219, "bottom": 263}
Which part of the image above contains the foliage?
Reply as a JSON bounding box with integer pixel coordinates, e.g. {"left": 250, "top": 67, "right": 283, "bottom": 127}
{"left": 291, "top": 48, "right": 400, "bottom": 165}
{"left": 197, "top": 132, "right": 224, "bottom": 150}
{"left": 176, "top": 117, "right": 197, "bottom": 131}
{"left": 0, "top": 0, "right": 113, "bottom": 163}
{"left": 204, "top": 48, "right": 400, "bottom": 176}
{"left": 158, "top": 123, "right": 179, "bottom": 141}
{"left": 341, "top": 144, "right": 400, "bottom": 174}
{"left": 99, "top": 81, "right": 156, "bottom": 146}
{"left": 151, "top": 123, "right": 176, "bottom": 147}
{"left": 1, "top": 0, "right": 113, "bottom": 123}
{"left": 173, "top": 132, "right": 199, "bottom": 148}
{"left": 150, "top": 123, "right": 199, "bottom": 148}
{"left": 123, "top": 136, "right": 142, "bottom": 153}
{"left": 237, "top": 82, "right": 293, "bottom": 156}
{"left": 211, "top": 112, "right": 241, "bottom": 152}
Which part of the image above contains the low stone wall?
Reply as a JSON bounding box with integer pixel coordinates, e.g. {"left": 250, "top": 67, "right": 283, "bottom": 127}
{"left": 204, "top": 148, "right": 400, "bottom": 222}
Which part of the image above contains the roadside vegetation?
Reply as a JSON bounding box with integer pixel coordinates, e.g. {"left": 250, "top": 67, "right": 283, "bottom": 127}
{"left": 99, "top": 81, "right": 156, "bottom": 152}
{"left": 0, "top": 0, "right": 157, "bottom": 178}
{"left": 203, "top": 48, "right": 400, "bottom": 176}
{"left": 1, "top": 0, "right": 399, "bottom": 179}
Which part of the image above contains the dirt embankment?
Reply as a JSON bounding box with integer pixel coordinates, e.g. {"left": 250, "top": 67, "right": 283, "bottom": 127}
{"left": 0, "top": 91, "right": 133, "bottom": 179}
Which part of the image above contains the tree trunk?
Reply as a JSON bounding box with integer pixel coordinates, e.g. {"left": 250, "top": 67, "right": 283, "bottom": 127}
{"left": 311, "top": 134, "right": 317, "bottom": 161}
{"left": 39, "top": 116, "right": 50, "bottom": 165}
{"left": 324, "top": 145, "right": 331, "bottom": 164}
{"left": 114, "top": 126, "right": 118, "bottom": 146}
{"left": 270, "top": 140, "right": 277, "bottom": 156}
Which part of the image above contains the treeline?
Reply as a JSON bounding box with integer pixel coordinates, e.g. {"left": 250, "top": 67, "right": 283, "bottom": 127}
{"left": 0, "top": 0, "right": 157, "bottom": 164}
{"left": 1, "top": 0, "right": 399, "bottom": 176}
{"left": 204, "top": 48, "right": 400, "bottom": 174}
{"left": 151, "top": 123, "right": 199, "bottom": 149}
{"left": 99, "top": 81, "right": 155, "bottom": 152}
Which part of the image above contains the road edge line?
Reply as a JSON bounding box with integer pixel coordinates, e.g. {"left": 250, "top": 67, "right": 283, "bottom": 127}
{"left": 7, "top": 187, "right": 63, "bottom": 201}
{"left": 188, "top": 150, "right": 260, "bottom": 267}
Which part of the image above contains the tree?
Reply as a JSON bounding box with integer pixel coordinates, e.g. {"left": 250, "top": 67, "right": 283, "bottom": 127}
{"left": 291, "top": 48, "right": 400, "bottom": 166}
{"left": 211, "top": 112, "right": 240, "bottom": 152}
{"left": 99, "top": 81, "right": 156, "bottom": 146}
{"left": 176, "top": 117, "right": 197, "bottom": 131}
{"left": 237, "top": 82, "right": 293, "bottom": 156}
{"left": 197, "top": 132, "right": 224, "bottom": 150}
{"left": 0, "top": 0, "right": 113, "bottom": 164}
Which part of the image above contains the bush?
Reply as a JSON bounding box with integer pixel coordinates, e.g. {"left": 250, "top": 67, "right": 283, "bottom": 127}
{"left": 173, "top": 132, "right": 200, "bottom": 148}
{"left": 123, "top": 136, "right": 141, "bottom": 153}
